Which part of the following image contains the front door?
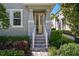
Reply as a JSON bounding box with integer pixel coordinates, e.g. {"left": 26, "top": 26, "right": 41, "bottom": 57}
{"left": 34, "top": 13, "right": 45, "bottom": 34}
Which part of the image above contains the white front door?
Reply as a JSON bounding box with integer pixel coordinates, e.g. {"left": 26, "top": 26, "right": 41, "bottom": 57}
{"left": 34, "top": 13, "right": 45, "bottom": 34}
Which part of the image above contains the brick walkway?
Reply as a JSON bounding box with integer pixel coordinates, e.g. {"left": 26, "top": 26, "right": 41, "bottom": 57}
{"left": 32, "top": 51, "right": 48, "bottom": 56}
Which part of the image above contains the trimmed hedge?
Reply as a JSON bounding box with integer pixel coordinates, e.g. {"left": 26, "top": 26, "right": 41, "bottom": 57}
{"left": 0, "top": 36, "right": 29, "bottom": 43}
{"left": 60, "top": 43, "right": 79, "bottom": 56}
{"left": 49, "top": 30, "right": 74, "bottom": 49}
{"left": 49, "top": 30, "right": 62, "bottom": 48}
{"left": 0, "top": 49, "right": 24, "bottom": 56}
{"left": 50, "top": 30, "right": 62, "bottom": 41}
{"left": 61, "top": 35, "right": 74, "bottom": 44}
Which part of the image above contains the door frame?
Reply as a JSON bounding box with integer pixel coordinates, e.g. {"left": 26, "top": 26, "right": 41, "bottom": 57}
{"left": 34, "top": 12, "right": 45, "bottom": 34}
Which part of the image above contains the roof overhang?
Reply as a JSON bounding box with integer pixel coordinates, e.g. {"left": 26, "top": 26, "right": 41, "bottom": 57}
{"left": 22, "top": 3, "right": 55, "bottom": 7}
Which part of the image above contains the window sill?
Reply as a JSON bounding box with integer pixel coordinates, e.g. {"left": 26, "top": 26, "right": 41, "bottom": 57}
{"left": 11, "top": 25, "right": 23, "bottom": 28}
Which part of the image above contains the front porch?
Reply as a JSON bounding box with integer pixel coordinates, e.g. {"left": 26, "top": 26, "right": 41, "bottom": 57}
{"left": 28, "top": 5, "right": 53, "bottom": 37}
{"left": 27, "top": 4, "right": 54, "bottom": 55}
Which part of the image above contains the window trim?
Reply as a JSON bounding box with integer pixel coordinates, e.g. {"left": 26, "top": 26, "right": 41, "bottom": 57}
{"left": 6, "top": 9, "right": 23, "bottom": 28}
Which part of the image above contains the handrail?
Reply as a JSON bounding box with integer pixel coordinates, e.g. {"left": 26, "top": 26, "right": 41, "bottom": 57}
{"left": 32, "top": 25, "right": 36, "bottom": 48}
{"left": 44, "top": 25, "right": 48, "bottom": 48}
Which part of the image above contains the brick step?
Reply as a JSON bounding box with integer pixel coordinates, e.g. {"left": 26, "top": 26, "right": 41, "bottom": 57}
{"left": 34, "top": 42, "right": 46, "bottom": 45}
{"left": 31, "top": 48, "right": 48, "bottom": 52}
{"left": 31, "top": 43, "right": 48, "bottom": 48}
{"left": 35, "top": 36, "right": 45, "bottom": 37}
{"left": 31, "top": 34, "right": 47, "bottom": 52}
{"left": 32, "top": 48, "right": 48, "bottom": 52}
{"left": 35, "top": 35, "right": 45, "bottom": 38}
{"left": 34, "top": 43, "right": 46, "bottom": 45}
{"left": 35, "top": 34, "right": 44, "bottom": 36}
{"left": 34, "top": 41, "right": 46, "bottom": 44}
{"left": 34, "top": 44, "right": 46, "bottom": 48}
{"left": 30, "top": 45, "right": 46, "bottom": 50}
{"left": 35, "top": 37, "right": 45, "bottom": 39}
{"left": 35, "top": 39, "right": 45, "bottom": 41}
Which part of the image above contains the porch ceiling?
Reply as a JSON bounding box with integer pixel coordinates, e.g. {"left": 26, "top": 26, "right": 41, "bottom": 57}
{"left": 22, "top": 3, "right": 55, "bottom": 7}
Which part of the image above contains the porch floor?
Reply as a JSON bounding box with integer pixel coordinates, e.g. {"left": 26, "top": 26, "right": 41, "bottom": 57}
{"left": 32, "top": 51, "right": 48, "bottom": 56}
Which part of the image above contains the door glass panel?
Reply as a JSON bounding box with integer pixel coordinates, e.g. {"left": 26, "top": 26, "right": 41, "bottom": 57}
{"left": 34, "top": 13, "right": 44, "bottom": 34}
{"left": 40, "top": 14, "right": 43, "bottom": 25}
{"left": 36, "top": 14, "right": 39, "bottom": 33}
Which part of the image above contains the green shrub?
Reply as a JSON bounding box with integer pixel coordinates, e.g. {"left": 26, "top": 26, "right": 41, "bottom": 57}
{"left": 61, "top": 35, "right": 74, "bottom": 44}
{"left": 0, "top": 36, "right": 29, "bottom": 43}
{"left": 48, "top": 47, "right": 57, "bottom": 56}
{"left": 60, "top": 43, "right": 79, "bottom": 56}
{"left": 8, "top": 36, "right": 29, "bottom": 42}
{"left": 0, "top": 49, "right": 24, "bottom": 56}
{"left": 49, "top": 30, "right": 74, "bottom": 49}
{"left": 0, "top": 36, "right": 8, "bottom": 43}
{"left": 49, "top": 30, "right": 62, "bottom": 48}
{"left": 49, "top": 40, "right": 60, "bottom": 48}
{"left": 50, "top": 30, "right": 62, "bottom": 41}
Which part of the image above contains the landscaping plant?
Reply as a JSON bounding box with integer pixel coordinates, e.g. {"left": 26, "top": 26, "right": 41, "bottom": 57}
{"left": 0, "top": 49, "right": 24, "bottom": 56}
{"left": 61, "top": 3, "right": 79, "bottom": 38}
{"left": 0, "top": 3, "right": 9, "bottom": 29}
{"left": 49, "top": 30, "right": 74, "bottom": 49}
{"left": 48, "top": 47, "right": 57, "bottom": 56}
{"left": 49, "top": 30, "right": 62, "bottom": 48}
{"left": 60, "top": 43, "right": 79, "bottom": 56}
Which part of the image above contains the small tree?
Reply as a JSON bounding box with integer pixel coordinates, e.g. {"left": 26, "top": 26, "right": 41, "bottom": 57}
{"left": 61, "top": 3, "right": 79, "bottom": 37}
{"left": 51, "top": 13, "right": 58, "bottom": 29}
{"left": 0, "top": 3, "right": 9, "bottom": 29}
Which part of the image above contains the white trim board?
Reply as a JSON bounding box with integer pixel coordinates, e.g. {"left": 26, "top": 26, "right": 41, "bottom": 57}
{"left": 6, "top": 9, "right": 23, "bottom": 28}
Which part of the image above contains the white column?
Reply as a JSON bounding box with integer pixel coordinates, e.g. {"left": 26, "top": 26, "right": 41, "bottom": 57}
{"left": 59, "top": 19, "right": 63, "bottom": 30}
{"left": 29, "top": 8, "right": 33, "bottom": 20}
{"left": 46, "top": 9, "right": 51, "bottom": 32}
{"left": 46, "top": 9, "right": 51, "bottom": 20}
{"left": 58, "top": 13, "right": 64, "bottom": 30}
{"left": 53, "top": 18, "right": 56, "bottom": 28}
{"left": 28, "top": 8, "right": 34, "bottom": 36}
{"left": 56, "top": 20, "right": 59, "bottom": 30}
{"left": 28, "top": 8, "right": 35, "bottom": 48}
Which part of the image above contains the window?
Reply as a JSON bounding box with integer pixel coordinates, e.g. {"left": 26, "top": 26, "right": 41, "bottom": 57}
{"left": 12, "top": 9, "right": 23, "bottom": 27}
{"left": 7, "top": 9, "right": 23, "bottom": 28}
{"left": 13, "top": 11, "right": 21, "bottom": 25}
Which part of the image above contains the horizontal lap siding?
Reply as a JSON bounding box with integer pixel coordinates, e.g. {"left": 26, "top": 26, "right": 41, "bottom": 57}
{"left": 0, "top": 3, "right": 29, "bottom": 36}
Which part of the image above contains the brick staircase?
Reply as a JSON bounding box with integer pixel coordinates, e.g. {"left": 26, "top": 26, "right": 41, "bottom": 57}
{"left": 31, "top": 34, "right": 48, "bottom": 51}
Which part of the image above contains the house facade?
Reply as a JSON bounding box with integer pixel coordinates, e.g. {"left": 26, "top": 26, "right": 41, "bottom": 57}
{"left": 51, "top": 11, "right": 71, "bottom": 30}
{"left": 0, "top": 3, "right": 55, "bottom": 50}
{"left": 0, "top": 3, "right": 55, "bottom": 36}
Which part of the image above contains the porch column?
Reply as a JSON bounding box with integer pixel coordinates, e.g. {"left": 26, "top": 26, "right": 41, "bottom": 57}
{"left": 46, "top": 9, "right": 51, "bottom": 21}
{"left": 60, "top": 19, "right": 63, "bottom": 30}
{"left": 56, "top": 20, "right": 59, "bottom": 30}
{"left": 28, "top": 8, "right": 34, "bottom": 37}
{"left": 58, "top": 12, "right": 64, "bottom": 30}
{"left": 53, "top": 18, "right": 56, "bottom": 28}
{"left": 29, "top": 8, "right": 33, "bottom": 20}
{"left": 46, "top": 9, "right": 51, "bottom": 36}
